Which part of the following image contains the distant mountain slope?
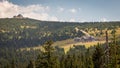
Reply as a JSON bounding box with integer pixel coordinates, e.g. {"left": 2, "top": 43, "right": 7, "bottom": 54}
{"left": 0, "top": 18, "right": 120, "bottom": 48}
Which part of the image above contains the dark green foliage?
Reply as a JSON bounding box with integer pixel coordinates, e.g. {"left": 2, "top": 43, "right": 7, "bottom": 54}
{"left": 108, "top": 30, "right": 120, "bottom": 68}
{"left": 0, "top": 18, "right": 120, "bottom": 48}
{"left": 11, "top": 60, "right": 16, "bottom": 68}
{"left": 27, "top": 60, "right": 35, "bottom": 68}
{"left": 0, "top": 40, "right": 120, "bottom": 68}
{"left": 0, "top": 18, "right": 120, "bottom": 68}
{"left": 35, "top": 40, "right": 60, "bottom": 68}
{"left": 92, "top": 44, "right": 104, "bottom": 68}
{"left": 0, "top": 18, "right": 84, "bottom": 48}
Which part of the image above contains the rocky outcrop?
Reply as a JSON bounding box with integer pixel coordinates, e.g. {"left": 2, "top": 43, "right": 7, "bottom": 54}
{"left": 13, "top": 14, "right": 24, "bottom": 19}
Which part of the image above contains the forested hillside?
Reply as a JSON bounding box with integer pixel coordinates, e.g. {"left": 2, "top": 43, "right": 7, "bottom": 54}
{"left": 0, "top": 18, "right": 120, "bottom": 48}
{"left": 0, "top": 18, "right": 120, "bottom": 68}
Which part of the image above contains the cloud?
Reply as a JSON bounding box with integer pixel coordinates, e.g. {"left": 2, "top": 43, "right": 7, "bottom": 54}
{"left": 59, "top": 7, "right": 64, "bottom": 12}
{"left": 20, "top": 5, "right": 50, "bottom": 13}
{"left": 101, "top": 18, "right": 107, "bottom": 22}
{"left": 69, "top": 8, "right": 77, "bottom": 13}
{"left": 24, "top": 13, "right": 49, "bottom": 20}
{"left": 78, "top": 8, "right": 81, "bottom": 10}
{"left": 69, "top": 18, "right": 75, "bottom": 22}
{"left": 49, "top": 16, "right": 58, "bottom": 21}
{"left": 0, "top": 1, "right": 58, "bottom": 21}
{"left": 0, "top": 1, "right": 19, "bottom": 18}
{"left": 78, "top": 19, "right": 86, "bottom": 23}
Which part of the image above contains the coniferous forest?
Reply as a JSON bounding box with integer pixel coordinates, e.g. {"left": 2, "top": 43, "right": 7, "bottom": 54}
{"left": 0, "top": 18, "right": 120, "bottom": 68}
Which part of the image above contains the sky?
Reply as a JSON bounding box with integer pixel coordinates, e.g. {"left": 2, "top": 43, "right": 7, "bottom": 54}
{"left": 0, "top": 0, "right": 120, "bottom": 22}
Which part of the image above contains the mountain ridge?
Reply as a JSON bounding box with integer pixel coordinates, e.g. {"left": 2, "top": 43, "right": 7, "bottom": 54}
{"left": 0, "top": 18, "right": 120, "bottom": 48}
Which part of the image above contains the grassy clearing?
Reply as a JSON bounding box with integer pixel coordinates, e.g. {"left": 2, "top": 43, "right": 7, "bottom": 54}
{"left": 53, "top": 27, "right": 120, "bottom": 52}
{"left": 20, "top": 27, "right": 120, "bottom": 52}
{"left": 54, "top": 39, "right": 106, "bottom": 53}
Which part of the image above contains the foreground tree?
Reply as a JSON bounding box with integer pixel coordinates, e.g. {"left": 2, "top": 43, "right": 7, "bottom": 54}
{"left": 35, "top": 40, "right": 60, "bottom": 68}
{"left": 27, "top": 60, "right": 35, "bottom": 68}
{"left": 92, "top": 44, "right": 104, "bottom": 68}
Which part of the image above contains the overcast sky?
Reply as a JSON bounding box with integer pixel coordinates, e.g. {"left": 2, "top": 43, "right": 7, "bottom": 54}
{"left": 0, "top": 0, "right": 120, "bottom": 22}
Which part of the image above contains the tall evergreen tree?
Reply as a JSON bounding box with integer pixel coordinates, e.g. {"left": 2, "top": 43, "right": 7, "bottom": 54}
{"left": 35, "top": 40, "right": 60, "bottom": 68}
{"left": 109, "top": 28, "right": 119, "bottom": 68}
{"left": 11, "top": 60, "right": 16, "bottom": 68}
{"left": 27, "top": 60, "right": 35, "bottom": 68}
{"left": 92, "top": 44, "right": 104, "bottom": 68}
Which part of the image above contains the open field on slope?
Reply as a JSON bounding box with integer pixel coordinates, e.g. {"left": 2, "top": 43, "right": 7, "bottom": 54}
{"left": 20, "top": 39, "right": 106, "bottom": 53}
{"left": 53, "top": 39, "right": 106, "bottom": 53}
{"left": 20, "top": 27, "right": 120, "bottom": 53}
{"left": 53, "top": 28, "right": 120, "bottom": 52}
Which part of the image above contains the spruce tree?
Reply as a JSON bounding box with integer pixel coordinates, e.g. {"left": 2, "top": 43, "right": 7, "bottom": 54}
{"left": 27, "top": 60, "right": 35, "bottom": 68}
{"left": 92, "top": 44, "right": 104, "bottom": 68}
{"left": 35, "top": 40, "right": 60, "bottom": 68}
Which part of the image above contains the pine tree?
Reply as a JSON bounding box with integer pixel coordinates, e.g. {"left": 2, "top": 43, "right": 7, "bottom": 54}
{"left": 27, "top": 60, "right": 35, "bottom": 68}
{"left": 109, "top": 29, "right": 118, "bottom": 68}
{"left": 11, "top": 60, "right": 16, "bottom": 68}
{"left": 92, "top": 44, "right": 104, "bottom": 68}
{"left": 64, "top": 55, "right": 72, "bottom": 68}
{"left": 60, "top": 55, "right": 65, "bottom": 68}
{"left": 85, "top": 49, "right": 94, "bottom": 68}
{"left": 35, "top": 40, "right": 60, "bottom": 68}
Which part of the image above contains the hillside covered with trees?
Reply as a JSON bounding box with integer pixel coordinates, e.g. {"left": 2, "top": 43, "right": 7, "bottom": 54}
{"left": 0, "top": 18, "right": 120, "bottom": 68}
{"left": 0, "top": 18, "right": 120, "bottom": 48}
